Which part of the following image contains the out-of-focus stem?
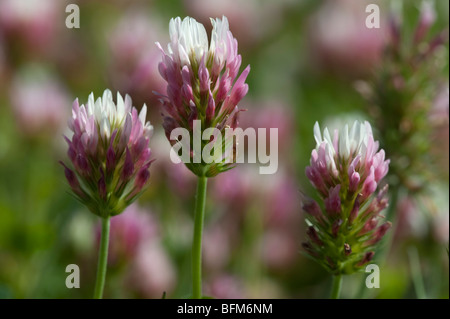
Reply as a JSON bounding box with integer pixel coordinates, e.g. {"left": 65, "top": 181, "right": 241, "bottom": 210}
{"left": 330, "top": 274, "right": 343, "bottom": 299}
{"left": 408, "top": 246, "right": 427, "bottom": 299}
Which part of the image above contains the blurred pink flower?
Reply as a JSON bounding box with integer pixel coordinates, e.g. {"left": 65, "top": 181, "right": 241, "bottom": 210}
{"left": 10, "top": 68, "right": 69, "bottom": 135}
{"left": 0, "top": 0, "right": 62, "bottom": 53}
{"left": 147, "top": 132, "right": 197, "bottom": 198}
{"left": 107, "top": 10, "right": 166, "bottom": 108}
{"left": 128, "top": 241, "right": 176, "bottom": 298}
{"left": 95, "top": 202, "right": 176, "bottom": 298}
{"left": 432, "top": 85, "right": 449, "bottom": 114}
{"left": 396, "top": 190, "right": 449, "bottom": 245}
{"left": 211, "top": 167, "right": 253, "bottom": 213}
{"left": 430, "top": 85, "right": 449, "bottom": 176}
{"left": 205, "top": 275, "right": 245, "bottom": 299}
{"left": 432, "top": 210, "right": 449, "bottom": 244}
{"left": 263, "top": 173, "right": 300, "bottom": 227}
{"left": 395, "top": 197, "right": 426, "bottom": 240}
{"left": 308, "top": 0, "right": 385, "bottom": 77}
{"left": 166, "top": 162, "right": 197, "bottom": 197}
{"left": 95, "top": 203, "right": 158, "bottom": 265}
{"left": 203, "top": 224, "right": 231, "bottom": 271}
{"left": 212, "top": 166, "right": 300, "bottom": 227}
{"left": 260, "top": 229, "right": 298, "bottom": 271}
{"left": 240, "top": 99, "right": 295, "bottom": 156}
{"left": 426, "top": 186, "right": 449, "bottom": 245}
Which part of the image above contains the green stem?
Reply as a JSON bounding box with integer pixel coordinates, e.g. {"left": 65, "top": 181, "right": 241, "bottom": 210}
{"left": 192, "top": 176, "right": 208, "bottom": 299}
{"left": 408, "top": 246, "right": 427, "bottom": 299}
{"left": 93, "top": 216, "right": 110, "bottom": 299}
{"left": 330, "top": 274, "right": 343, "bottom": 299}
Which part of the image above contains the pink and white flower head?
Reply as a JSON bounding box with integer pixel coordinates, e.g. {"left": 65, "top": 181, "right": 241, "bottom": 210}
{"left": 61, "top": 89, "right": 154, "bottom": 217}
{"left": 156, "top": 16, "right": 250, "bottom": 177}
{"left": 302, "top": 121, "right": 391, "bottom": 275}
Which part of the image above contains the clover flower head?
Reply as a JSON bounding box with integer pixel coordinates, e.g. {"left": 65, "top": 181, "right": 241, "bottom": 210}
{"left": 61, "top": 89, "right": 153, "bottom": 217}
{"left": 303, "top": 121, "right": 391, "bottom": 275}
{"left": 156, "top": 16, "right": 250, "bottom": 177}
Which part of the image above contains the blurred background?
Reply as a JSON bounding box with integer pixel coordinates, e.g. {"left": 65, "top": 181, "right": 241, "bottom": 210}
{"left": 0, "top": 0, "right": 448, "bottom": 298}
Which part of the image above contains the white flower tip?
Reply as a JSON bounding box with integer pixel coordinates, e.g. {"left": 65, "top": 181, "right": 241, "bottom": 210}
{"left": 124, "top": 94, "right": 132, "bottom": 111}
{"left": 88, "top": 92, "right": 95, "bottom": 103}
{"left": 139, "top": 104, "right": 148, "bottom": 125}
{"left": 169, "top": 16, "right": 181, "bottom": 29}
{"left": 116, "top": 91, "right": 125, "bottom": 118}
{"left": 116, "top": 91, "right": 123, "bottom": 102}
{"left": 103, "top": 89, "right": 112, "bottom": 101}
{"left": 364, "top": 121, "right": 373, "bottom": 134}
{"left": 313, "top": 121, "right": 322, "bottom": 145}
